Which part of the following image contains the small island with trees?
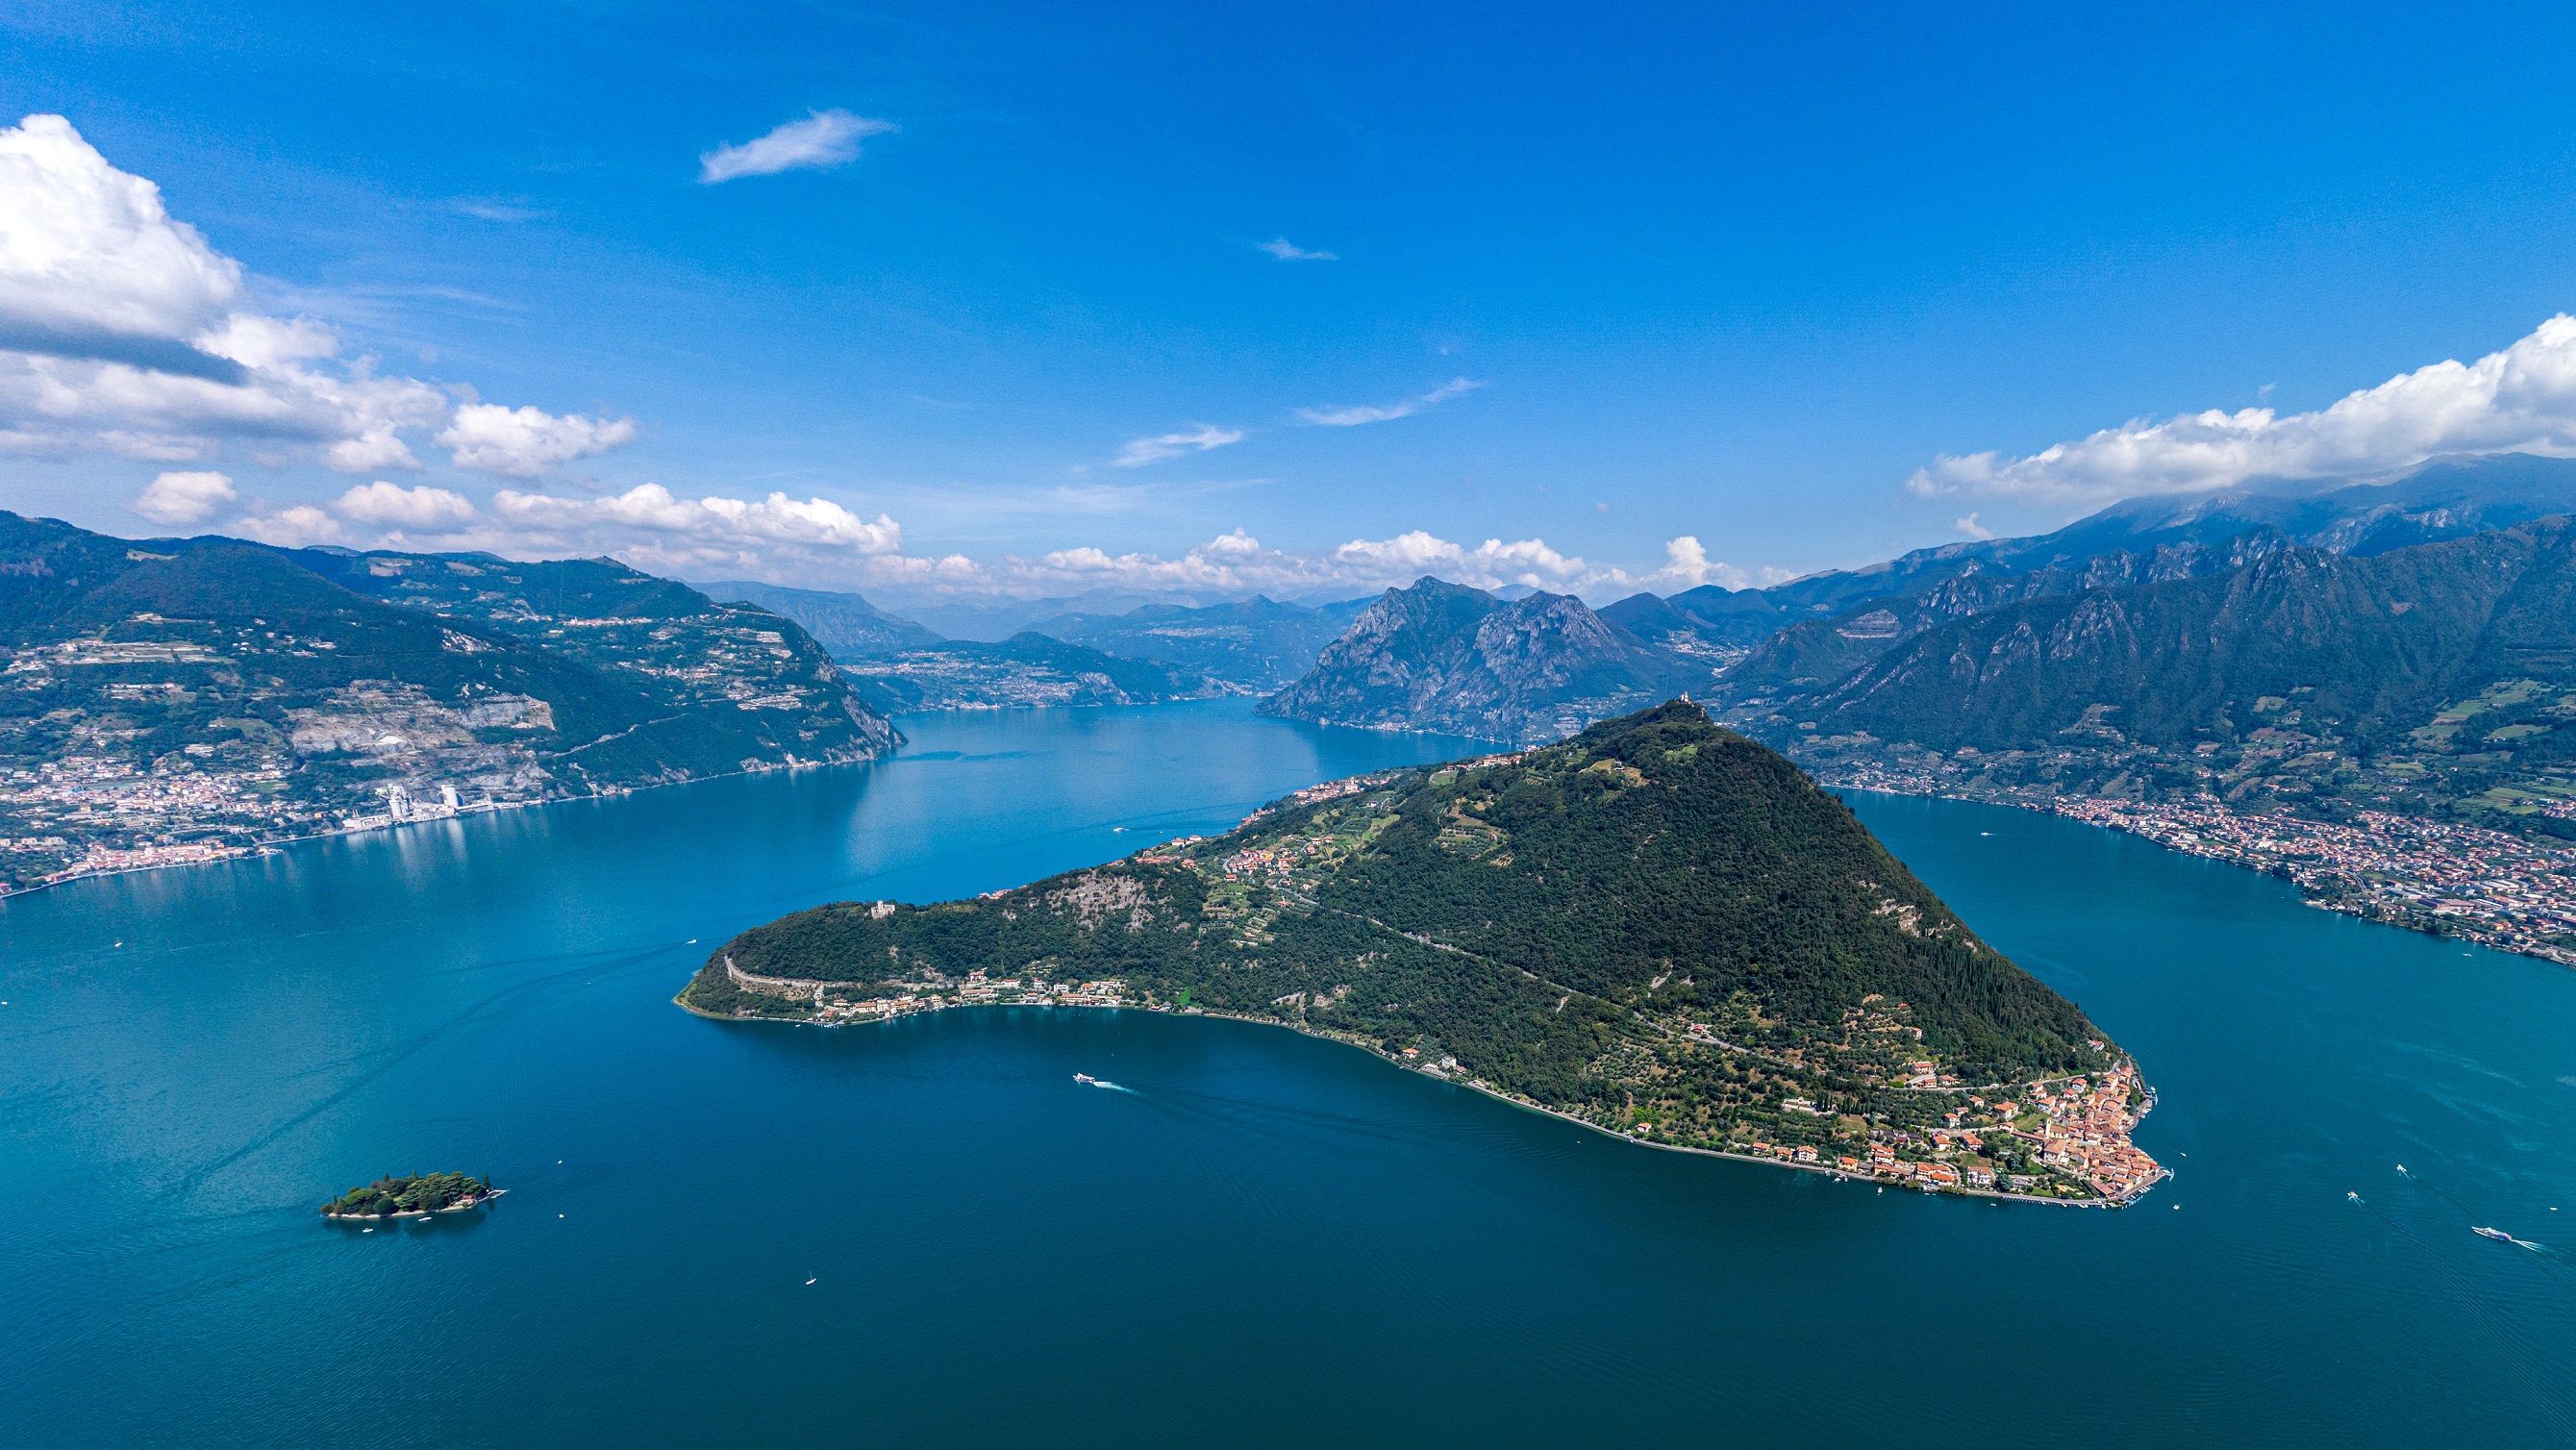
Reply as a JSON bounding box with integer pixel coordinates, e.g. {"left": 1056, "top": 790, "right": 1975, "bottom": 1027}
{"left": 322, "top": 1171, "right": 503, "bottom": 1219}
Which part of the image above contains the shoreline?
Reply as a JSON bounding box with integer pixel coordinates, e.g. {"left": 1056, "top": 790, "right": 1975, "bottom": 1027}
{"left": 679, "top": 991, "right": 2154, "bottom": 1210}
{"left": 3, "top": 748, "right": 894, "bottom": 905}
{"left": 1823, "top": 782, "right": 2576, "bottom": 971}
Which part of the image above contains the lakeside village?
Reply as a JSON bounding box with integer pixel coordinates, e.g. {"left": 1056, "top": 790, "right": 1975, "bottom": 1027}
{"left": 722, "top": 951, "right": 1144, "bottom": 1024}
{"left": 1817, "top": 753, "right": 2576, "bottom": 968}
{"left": 1, "top": 751, "right": 521, "bottom": 890}
{"left": 1210, "top": 766, "right": 2168, "bottom": 1206}
{"left": 1399, "top": 1010, "right": 2163, "bottom": 1208}
{"left": 1706, "top": 1058, "right": 2162, "bottom": 1204}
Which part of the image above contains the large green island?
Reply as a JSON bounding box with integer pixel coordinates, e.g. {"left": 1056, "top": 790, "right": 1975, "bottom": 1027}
{"left": 682, "top": 703, "right": 2164, "bottom": 1204}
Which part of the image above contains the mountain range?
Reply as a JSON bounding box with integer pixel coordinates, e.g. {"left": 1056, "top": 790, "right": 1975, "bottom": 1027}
{"left": 834, "top": 632, "right": 1228, "bottom": 712}
{"left": 1026, "top": 595, "right": 1375, "bottom": 691}
{"left": 1241, "top": 454, "right": 2576, "bottom": 778}
{"left": 695, "top": 580, "right": 945, "bottom": 656}
{"left": 1730, "top": 452, "right": 2576, "bottom": 622}
{"left": 21, "top": 448, "right": 2575, "bottom": 894}
{"left": 1784, "top": 518, "right": 2576, "bottom": 752}
{"left": 1258, "top": 578, "right": 1702, "bottom": 744}
{"left": 0, "top": 514, "right": 897, "bottom": 888}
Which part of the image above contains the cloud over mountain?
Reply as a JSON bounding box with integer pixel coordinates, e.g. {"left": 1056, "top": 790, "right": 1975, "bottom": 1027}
{"left": 332, "top": 480, "right": 478, "bottom": 529}
{"left": 1912, "top": 313, "right": 2576, "bottom": 505}
{"left": 129, "top": 469, "right": 235, "bottom": 525}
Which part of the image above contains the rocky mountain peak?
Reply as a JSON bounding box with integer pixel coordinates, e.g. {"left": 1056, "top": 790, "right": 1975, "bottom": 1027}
{"left": 1261, "top": 576, "right": 1700, "bottom": 744}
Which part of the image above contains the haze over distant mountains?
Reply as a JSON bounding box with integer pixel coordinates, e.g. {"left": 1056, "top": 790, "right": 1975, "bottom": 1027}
{"left": 833, "top": 633, "right": 1229, "bottom": 714}
{"left": 696, "top": 581, "right": 943, "bottom": 657}
{"left": 1258, "top": 579, "right": 1695, "bottom": 744}
{"left": 664, "top": 451, "right": 2576, "bottom": 756}
{"left": 18, "top": 449, "right": 2576, "bottom": 890}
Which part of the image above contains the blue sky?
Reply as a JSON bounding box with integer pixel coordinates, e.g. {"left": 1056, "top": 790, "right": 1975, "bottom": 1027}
{"left": 7, "top": 1, "right": 2576, "bottom": 602}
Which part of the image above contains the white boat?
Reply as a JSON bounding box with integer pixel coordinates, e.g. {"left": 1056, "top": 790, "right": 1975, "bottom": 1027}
{"left": 1073, "top": 1073, "right": 1095, "bottom": 1085}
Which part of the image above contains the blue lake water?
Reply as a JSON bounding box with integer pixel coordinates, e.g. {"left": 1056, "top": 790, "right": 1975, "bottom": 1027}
{"left": 4, "top": 697, "right": 2572, "bottom": 1447}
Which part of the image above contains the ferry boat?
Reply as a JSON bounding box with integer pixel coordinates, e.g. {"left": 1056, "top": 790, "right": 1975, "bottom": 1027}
{"left": 2472, "top": 1226, "right": 2513, "bottom": 1241}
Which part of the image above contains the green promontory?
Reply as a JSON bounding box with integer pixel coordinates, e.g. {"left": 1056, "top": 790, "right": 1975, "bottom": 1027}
{"left": 684, "top": 703, "right": 2148, "bottom": 1192}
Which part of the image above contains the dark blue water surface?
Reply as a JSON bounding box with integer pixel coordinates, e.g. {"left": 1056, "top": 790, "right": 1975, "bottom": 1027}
{"left": 4, "top": 699, "right": 2572, "bottom": 1447}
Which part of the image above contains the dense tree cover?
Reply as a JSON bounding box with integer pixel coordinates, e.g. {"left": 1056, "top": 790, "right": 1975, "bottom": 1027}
{"left": 323, "top": 1171, "right": 494, "bottom": 1216}
{"left": 1724, "top": 530, "right": 2292, "bottom": 698}
{"left": 1798, "top": 518, "right": 2576, "bottom": 756}
{"left": 1313, "top": 703, "right": 2097, "bottom": 1080}
{"left": 688, "top": 702, "right": 2115, "bottom": 1143}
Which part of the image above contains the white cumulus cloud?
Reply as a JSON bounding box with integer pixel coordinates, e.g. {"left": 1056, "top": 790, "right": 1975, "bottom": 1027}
{"left": 699, "top": 110, "right": 895, "bottom": 184}
{"left": 1330, "top": 529, "right": 1588, "bottom": 588}
{"left": 438, "top": 402, "right": 638, "bottom": 477}
{"left": 0, "top": 113, "right": 240, "bottom": 367}
{"left": 129, "top": 469, "right": 235, "bottom": 526}
{"left": 1297, "top": 377, "right": 1483, "bottom": 428}
{"left": 951, "top": 528, "right": 1750, "bottom": 603}
{"left": 0, "top": 113, "right": 606, "bottom": 473}
{"left": 229, "top": 503, "right": 342, "bottom": 547}
{"left": 1632, "top": 535, "right": 1745, "bottom": 591}
{"left": 1113, "top": 423, "right": 1245, "bottom": 467}
{"left": 488, "top": 482, "right": 903, "bottom": 560}
{"left": 333, "top": 481, "right": 478, "bottom": 529}
{"left": 1910, "top": 312, "right": 2576, "bottom": 505}
{"left": 324, "top": 428, "right": 420, "bottom": 472}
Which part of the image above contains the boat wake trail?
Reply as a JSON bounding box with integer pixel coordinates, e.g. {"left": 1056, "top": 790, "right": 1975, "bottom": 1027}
{"left": 2348, "top": 1189, "right": 2438, "bottom": 1257}
{"left": 2396, "top": 1166, "right": 2576, "bottom": 1280}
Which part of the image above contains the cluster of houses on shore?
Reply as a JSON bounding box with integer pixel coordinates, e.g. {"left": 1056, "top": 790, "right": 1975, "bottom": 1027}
{"left": 2022, "top": 1062, "right": 2163, "bottom": 1199}
{"left": 809, "top": 970, "right": 1132, "bottom": 1022}
{"left": 1731, "top": 1058, "right": 2163, "bottom": 1204}
{"left": 2051, "top": 799, "right": 2576, "bottom": 965}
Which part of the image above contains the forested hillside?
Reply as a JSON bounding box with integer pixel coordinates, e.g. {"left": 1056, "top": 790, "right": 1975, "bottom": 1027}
{"left": 0, "top": 513, "right": 897, "bottom": 888}
{"left": 1798, "top": 518, "right": 2576, "bottom": 753}
{"left": 685, "top": 703, "right": 2138, "bottom": 1193}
